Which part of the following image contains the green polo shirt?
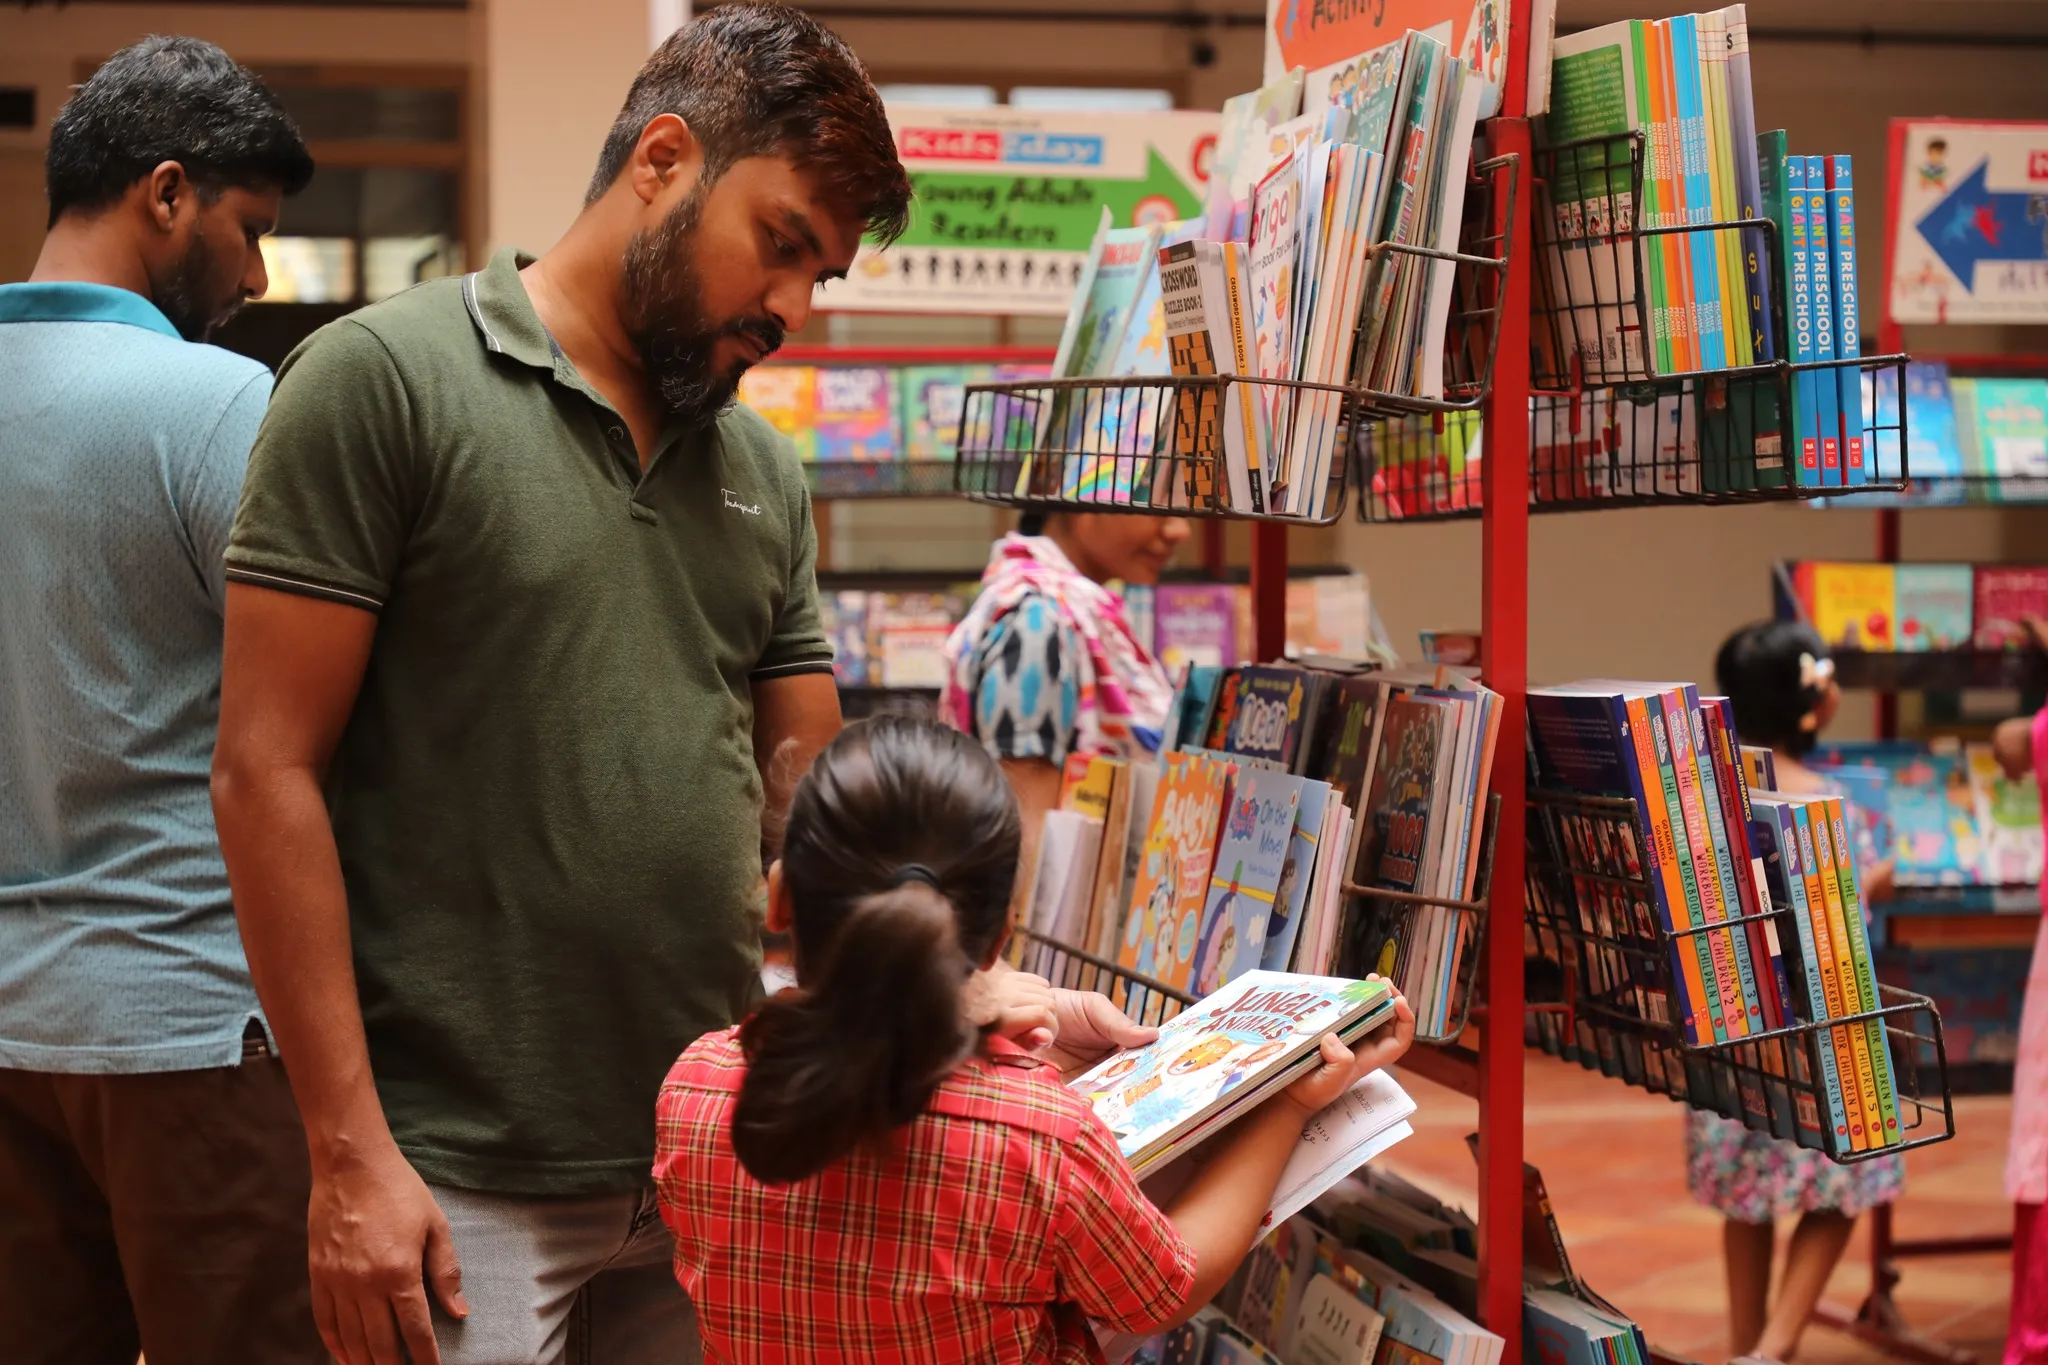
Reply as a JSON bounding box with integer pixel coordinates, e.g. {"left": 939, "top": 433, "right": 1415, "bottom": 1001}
{"left": 227, "top": 248, "right": 830, "bottom": 1194}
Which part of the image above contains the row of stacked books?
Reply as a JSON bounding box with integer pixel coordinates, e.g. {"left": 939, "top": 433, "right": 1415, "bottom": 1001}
{"left": 1811, "top": 740, "right": 2043, "bottom": 890}
{"left": 1024, "top": 659, "right": 1498, "bottom": 1040}
{"left": 1120, "top": 1162, "right": 1508, "bottom": 1365}
{"left": 1876, "top": 362, "right": 2048, "bottom": 489}
{"left": 736, "top": 362, "right": 1048, "bottom": 462}
{"left": 820, "top": 589, "right": 970, "bottom": 689}
{"left": 1784, "top": 559, "right": 2048, "bottom": 653}
{"left": 1150, "top": 574, "right": 1379, "bottom": 674}
{"left": 1545, "top": 6, "right": 1874, "bottom": 490}
{"left": 1022, "top": 28, "right": 1488, "bottom": 520}
{"left": 1360, "top": 362, "right": 1874, "bottom": 520}
{"left": 820, "top": 573, "right": 1379, "bottom": 690}
{"left": 1526, "top": 682, "right": 1910, "bottom": 1158}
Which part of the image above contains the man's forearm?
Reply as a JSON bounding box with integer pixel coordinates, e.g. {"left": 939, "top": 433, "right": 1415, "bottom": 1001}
{"left": 213, "top": 759, "right": 391, "bottom": 1169}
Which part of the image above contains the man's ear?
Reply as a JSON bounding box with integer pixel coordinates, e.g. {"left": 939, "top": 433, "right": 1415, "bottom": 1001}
{"left": 764, "top": 860, "right": 793, "bottom": 935}
{"left": 142, "top": 161, "right": 188, "bottom": 233}
{"left": 626, "top": 112, "right": 703, "bottom": 207}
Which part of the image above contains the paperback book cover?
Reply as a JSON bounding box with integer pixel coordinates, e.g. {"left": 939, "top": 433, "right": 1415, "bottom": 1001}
{"left": 1192, "top": 770, "right": 1307, "bottom": 995}
{"left": 1208, "top": 665, "right": 1315, "bottom": 771}
{"left": 1971, "top": 378, "right": 2048, "bottom": 478}
{"left": 811, "top": 367, "right": 899, "bottom": 462}
{"left": 1264, "top": 780, "right": 1336, "bottom": 973}
{"left": 1902, "top": 361, "right": 1964, "bottom": 479}
{"left": 1893, "top": 564, "right": 1973, "bottom": 652}
{"left": 735, "top": 364, "right": 816, "bottom": 460}
{"left": 1802, "top": 562, "right": 1895, "bottom": 651}
{"left": 1120, "top": 754, "right": 1235, "bottom": 995}
{"left": 1155, "top": 584, "right": 1241, "bottom": 673}
{"left": 1070, "top": 971, "right": 1394, "bottom": 1174}
{"left": 1974, "top": 566, "right": 2048, "bottom": 650}
{"left": 900, "top": 365, "right": 989, "bottom": 462}
{"left": 1308, "top": 676, "right": 1391, "bottom": 813}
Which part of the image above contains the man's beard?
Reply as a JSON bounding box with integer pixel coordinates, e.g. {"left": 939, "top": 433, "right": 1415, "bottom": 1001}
{"left": 621, "top": 188, "right": 785, "bottom": 428}
{"left": 151, "top": 235, "right": 238, "bottom": 343}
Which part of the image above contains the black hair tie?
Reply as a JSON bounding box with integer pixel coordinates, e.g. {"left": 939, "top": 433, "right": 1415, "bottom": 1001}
{"left": 890, "top": 863, "right": 941, "bottom": 890}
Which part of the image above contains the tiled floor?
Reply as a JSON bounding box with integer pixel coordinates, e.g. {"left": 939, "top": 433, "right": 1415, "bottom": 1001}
{"left": 1380, "top": 1049, "right": 2014, "bottom": 1364}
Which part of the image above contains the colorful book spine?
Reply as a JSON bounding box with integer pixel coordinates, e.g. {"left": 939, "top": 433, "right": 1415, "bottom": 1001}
{"left": 1645, "top": 21, "right": 1694, "bottom": 370}
{"left": 1824, "top": 155, "right": 1867, "bottom": 486}
{"left": 1682, "top": 702, "right": 1765, "bottom": 1033}
{"left": 1697, "top": 10, "right": 1752, "bottom": 368}
{"left": 1723, "top": 7, "right": 1774, "bottom": 365}
{"left": 1764, "top": 801, "right": 1855, "bottom": 1153}
{"left": 1647, "top": 694, "right": 1742, "bottom": 1039}
{"left": 1781, "top": 151, "right": 1822, "bottom": 486}
{"left": 1221, "top": 242, "right": 1268, "bottom": 513}
{"left": 1703, "top": 702, "right": 1784, "bottom": 1029}
{"left": 1810, "top": 807, "right": 1881, "bottom": 1151}
{"left": 1792, "top": 802, "right": 1869, "bottom": 1152}
{"left": 1828, "top": 797, "right": 1902, "bottom": 1146}
{"left": 1754, "top": 129, "right": 1793, "bottom": 489}
{"left": 1624, "top": 696, "right": 1718, "bottom": 1045}
{"left": 1671, "top": 15, "right": 1727, "bottom": 370}
{"left": 1804, "top": 155, "right": 1844, "bottom": 487}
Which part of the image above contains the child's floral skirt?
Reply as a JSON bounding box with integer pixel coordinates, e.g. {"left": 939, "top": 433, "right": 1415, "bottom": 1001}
{"left": 1686, "top": 1111, "right": 1906, "bottom": 1222}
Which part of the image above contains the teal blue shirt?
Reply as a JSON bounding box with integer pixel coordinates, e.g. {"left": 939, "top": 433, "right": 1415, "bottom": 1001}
{"left": 0, "top": 282, "right": 272, "bottom": 1073}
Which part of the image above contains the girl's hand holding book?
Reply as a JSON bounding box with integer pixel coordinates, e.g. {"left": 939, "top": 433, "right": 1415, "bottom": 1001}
{"left": 1281, "top": 982, "right": 1416, "bottom": 1118}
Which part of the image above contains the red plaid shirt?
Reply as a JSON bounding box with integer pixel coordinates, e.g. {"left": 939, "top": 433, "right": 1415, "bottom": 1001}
{"left": 653, "top": 1028, "right": 1195, "bottom": 1363}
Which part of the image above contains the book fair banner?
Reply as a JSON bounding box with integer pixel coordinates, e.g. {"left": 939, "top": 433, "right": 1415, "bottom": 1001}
{"left": 1888, "top": 119, "right": 2048, "bottom": 325}
{"left": 819, "top": 106, "right": 1218, "bottom": 316}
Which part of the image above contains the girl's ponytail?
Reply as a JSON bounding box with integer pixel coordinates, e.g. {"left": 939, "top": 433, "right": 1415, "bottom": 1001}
{"left": 733, "top": 882, "right": 975, "bottom": 1183}
{"left": 730, "top": 717, "right": 1021, "bottom": 1186}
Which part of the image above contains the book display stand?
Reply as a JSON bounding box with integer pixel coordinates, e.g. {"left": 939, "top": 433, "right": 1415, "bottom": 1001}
{"left": 949, "top": 153, "right": 1522, "bottom": 528}
{"left": 1524, "top": 788, "right": 1958, "bottom": 1162}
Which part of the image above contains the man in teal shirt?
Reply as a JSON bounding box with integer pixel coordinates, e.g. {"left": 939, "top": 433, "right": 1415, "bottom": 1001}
{"left": 0, "top": 37, "right": 316, "bottom": 1365}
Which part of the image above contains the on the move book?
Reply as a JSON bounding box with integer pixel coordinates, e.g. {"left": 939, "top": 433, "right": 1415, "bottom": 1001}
{"left": 1070, "top": 971, "right": 1395, "bottom": 1175}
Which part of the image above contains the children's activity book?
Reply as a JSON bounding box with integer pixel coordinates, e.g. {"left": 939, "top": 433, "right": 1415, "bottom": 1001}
{"left": 1071, "top": 971, "right": 1395, "bottom": 1174}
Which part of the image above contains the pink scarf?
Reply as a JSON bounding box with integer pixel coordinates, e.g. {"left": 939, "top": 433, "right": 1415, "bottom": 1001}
{"left": 942, "top": 535, "right": 1174, "bottom": 762}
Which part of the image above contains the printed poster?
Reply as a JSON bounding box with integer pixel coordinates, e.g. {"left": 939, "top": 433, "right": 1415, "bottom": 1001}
{"left": 819, "top": 106, "right": 1218, "bottom": 316}
{"left": 1264, "top": 0, "right": 1508, "bottom": 119}
{"left": 1889, "top": 119, "right": 2048, "bottom": 325}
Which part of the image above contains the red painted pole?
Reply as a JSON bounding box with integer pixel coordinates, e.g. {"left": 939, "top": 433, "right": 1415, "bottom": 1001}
{"left": 1478, "top": 111, "right": 1534, "bottom": 1360}
{"left": 1251, "top": 522, "right": 1288, "bottom": 663}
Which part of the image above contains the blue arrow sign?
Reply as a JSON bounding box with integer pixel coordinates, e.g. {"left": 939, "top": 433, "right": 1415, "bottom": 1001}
{"left": 1915, "top": 159, "right": 2048, "bottom": 283}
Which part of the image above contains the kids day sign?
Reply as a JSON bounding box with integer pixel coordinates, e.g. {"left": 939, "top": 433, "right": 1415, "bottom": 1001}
{"left": 822, "top": 106, "right": 1218, "bottom": 315}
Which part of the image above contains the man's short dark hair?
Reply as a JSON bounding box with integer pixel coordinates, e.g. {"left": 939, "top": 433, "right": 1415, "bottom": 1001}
{"left": 587, "top": 3, "right": 912, "bottom": 246}
{"left": 45, "top": 36, "right": 313, "bottom": 228}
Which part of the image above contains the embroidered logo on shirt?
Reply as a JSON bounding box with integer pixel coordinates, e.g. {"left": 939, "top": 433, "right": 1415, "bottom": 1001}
{"left": 722, "top": 488, "right": 761, "bottom": 516}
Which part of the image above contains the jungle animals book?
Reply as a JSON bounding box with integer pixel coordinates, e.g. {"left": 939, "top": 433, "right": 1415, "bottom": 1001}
{"left": 1192, "top": 770, "right": 1307, "bottom": 995}
{"left": 1119, "top": 753, "right": 1236, "bottom": 995}
{"left": 1070, "top": 971, "right": 1395, "bottom": 1174}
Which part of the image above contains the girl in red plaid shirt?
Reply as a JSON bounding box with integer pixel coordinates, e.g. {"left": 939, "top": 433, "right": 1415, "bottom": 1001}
{"left": 654, "top": 716, "right": 1414, "bottom": 1363}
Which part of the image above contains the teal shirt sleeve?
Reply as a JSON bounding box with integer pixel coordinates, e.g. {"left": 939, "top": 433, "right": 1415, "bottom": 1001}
{"left": 181, "top": 370, "right": 271, "bottom": 612}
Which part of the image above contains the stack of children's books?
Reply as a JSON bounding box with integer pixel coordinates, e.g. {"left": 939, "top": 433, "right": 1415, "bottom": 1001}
{"left": 1781, "top": 556, "right": 2048, "bottom": 654}
{"left": 1027, "top": 27, "right": 1489, "bottom": 521}
{"left": 818, "top": 588, "right": 975, "bottom": 689}
{"left": 1542, "top": 6, "right": 1872, "bottom": 492}
{"left": 1524, "top": 681, "right": 1914, "bottom": 1158}
{"left": 1115, "top": 1164, "right": 1508, "bottom": 1365}
{"left": 1021, "top": 659, "right": 1498, "bottom": 1043}
{"left": 1808, "top": 739, "right": 2043, "bottom": 890}
{"left": 1868, "top": 361, "right": 2048, "bottom": 494}
{"left": 1148, "top": 571, "right": 1379, "bottom": 675}
{"left": 737, "top": 361, "right": 1049, "bottom": 462}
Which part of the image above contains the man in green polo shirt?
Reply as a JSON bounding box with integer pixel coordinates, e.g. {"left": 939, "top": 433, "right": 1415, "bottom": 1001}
{"left": 210, "top": 9, "right": 909, "bottom": 1364}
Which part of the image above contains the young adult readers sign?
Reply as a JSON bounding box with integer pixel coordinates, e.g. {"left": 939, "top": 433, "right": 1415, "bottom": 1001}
{"left": 1888, "top": 119, "right": 2048, "bottom": 325}
{"left": 817, "top": 106, "right": 1218, "bottom": 316}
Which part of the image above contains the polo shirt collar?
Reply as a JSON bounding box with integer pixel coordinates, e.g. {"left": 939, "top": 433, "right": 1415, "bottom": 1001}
{"left": 0, "top": 281, "right": 180, "bottom": 338}
{"left": 461, "top": 246, "right": 555, "bottom": 371}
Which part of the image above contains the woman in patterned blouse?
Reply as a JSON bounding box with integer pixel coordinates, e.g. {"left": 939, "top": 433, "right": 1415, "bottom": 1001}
{"left": 941, "top": 511, "right": 1190, "bottom": 899}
